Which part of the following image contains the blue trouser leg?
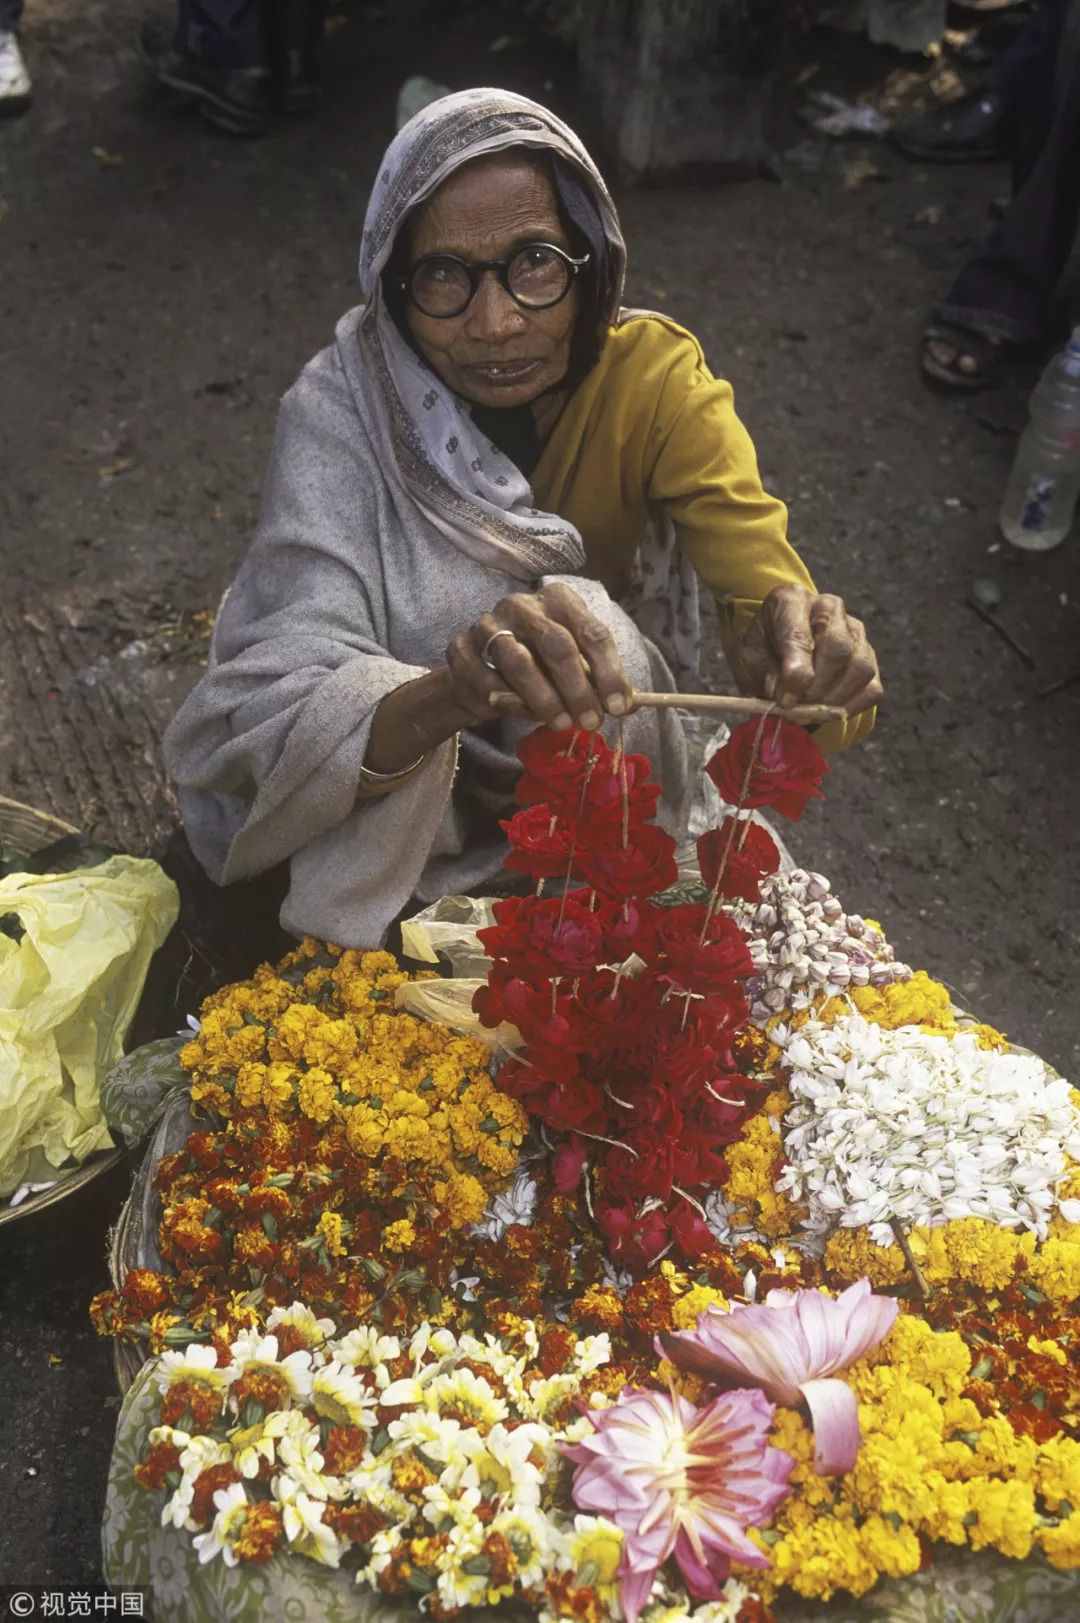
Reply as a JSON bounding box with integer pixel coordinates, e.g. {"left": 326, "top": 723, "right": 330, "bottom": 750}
{"left": 0, "top": 0, "right": 24, "bottom": 31}
{"left": 177, "top": 0, "right": 267, "bottom": 71}
{"left": 937, "top": 0, "right": 1080, "bottom": 345}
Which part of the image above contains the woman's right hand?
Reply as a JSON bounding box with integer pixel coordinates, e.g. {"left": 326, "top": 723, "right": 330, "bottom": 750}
{"left": 445, "top": 581, "right": 633, "bottom": 731}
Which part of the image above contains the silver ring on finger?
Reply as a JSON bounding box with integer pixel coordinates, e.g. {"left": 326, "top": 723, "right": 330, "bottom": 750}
{"left": 481, "top": 628, "right": 518, "bottom": 671}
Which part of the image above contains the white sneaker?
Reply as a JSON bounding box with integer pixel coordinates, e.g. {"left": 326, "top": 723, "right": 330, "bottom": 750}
{"left": 0, "top": 30, "right": 31, "bottom": 112}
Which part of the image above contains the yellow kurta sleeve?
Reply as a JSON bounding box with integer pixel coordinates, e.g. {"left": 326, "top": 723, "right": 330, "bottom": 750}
{"left": 532, "top": 315, "right": 873, "bottom": 751}
{"left": 641, "top": 322, "right": 873, "bottom": 752}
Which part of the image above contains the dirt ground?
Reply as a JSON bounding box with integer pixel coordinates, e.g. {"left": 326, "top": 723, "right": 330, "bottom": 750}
{"left": 1, "top": 0, "right": 1079, "bottom": 1589}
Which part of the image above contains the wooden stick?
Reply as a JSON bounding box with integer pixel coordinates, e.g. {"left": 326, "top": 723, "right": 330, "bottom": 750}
{"left": 488, "top": 688, "right": 848, "bottom": 727}
{"left": 890, "top": 1217, "right": 932, "bottom": 1301}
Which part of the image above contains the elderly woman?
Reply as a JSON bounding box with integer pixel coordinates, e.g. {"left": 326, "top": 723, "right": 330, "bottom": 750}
{"left": 165, "top": 89, "right": 881, "bottom": 948}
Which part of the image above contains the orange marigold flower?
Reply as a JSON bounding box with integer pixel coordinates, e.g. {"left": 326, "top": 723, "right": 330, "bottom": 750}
{"left": 537, "top": 1326, "right": 577, "bottom": 1377}
{"left": 233, "top": 1500, "right": 283, "bottom": 1565}
{"left": 121, "top": 1270, "right": 170, "bottom": 1316}
{"left": 323, "top": 1502, "right": 388, "bottom": 1545}
{"left": 322, "top": 1426, "right": 370, "bottom": 1476}
{"left": 134, "top": 1439, "right": 182, "bottom": 1492}
{"left": 190, "top": 1464, "right": 241, "bottom": 1529}
{"left": 392, "top": 1451, "right": 438, "bottom": 1495}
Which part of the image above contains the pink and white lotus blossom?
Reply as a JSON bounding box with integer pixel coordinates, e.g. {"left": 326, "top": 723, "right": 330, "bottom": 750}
{"left": 658, "top": 1277, "right": 898, "bottom": 1476}
{"left": 563, "top": 1386, "right": 793, "bottom": 1623}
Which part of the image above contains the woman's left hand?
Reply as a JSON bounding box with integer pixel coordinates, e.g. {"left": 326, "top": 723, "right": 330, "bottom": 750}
{"left": 727, "top": 583, "right": 883, "bottom": 717}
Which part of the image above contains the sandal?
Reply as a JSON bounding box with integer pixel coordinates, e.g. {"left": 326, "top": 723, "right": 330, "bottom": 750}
{"left": 920, "top": 321, "right": 1010, "bottom": 392}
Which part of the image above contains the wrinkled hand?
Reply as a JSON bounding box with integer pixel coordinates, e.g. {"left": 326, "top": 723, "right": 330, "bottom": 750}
{"left": 728, "top": 583, "right": 883, "bottom": 716}
{"left": 446, "top": 581, "right": 633, "bottom": 731}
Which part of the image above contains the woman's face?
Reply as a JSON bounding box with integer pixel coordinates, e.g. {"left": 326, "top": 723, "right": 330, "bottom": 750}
{"left": 401, "top": 152, "right": 580, "bottom": 410}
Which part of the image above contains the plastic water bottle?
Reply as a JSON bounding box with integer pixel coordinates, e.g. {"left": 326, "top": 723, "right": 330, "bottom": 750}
{"left": 999, "top": 326, "right": 1080, "bottom": 551}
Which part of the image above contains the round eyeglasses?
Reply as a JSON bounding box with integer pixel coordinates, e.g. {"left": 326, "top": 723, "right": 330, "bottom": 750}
{"left": 399, "top": 241, "right": 590, "bottom": 320}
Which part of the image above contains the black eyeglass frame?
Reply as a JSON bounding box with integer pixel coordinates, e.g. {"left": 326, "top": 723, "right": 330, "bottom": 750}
{"left": 396, "top": 241, "right": 591, "bottom": 320}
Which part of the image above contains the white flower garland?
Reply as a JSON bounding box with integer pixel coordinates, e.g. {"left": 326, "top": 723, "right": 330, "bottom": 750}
{"left": 775, "top": 1014, "right": 1080, "bottom": 1246}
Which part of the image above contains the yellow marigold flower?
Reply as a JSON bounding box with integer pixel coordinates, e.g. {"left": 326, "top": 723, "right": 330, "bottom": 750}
{"left": 1029, "top": 1235, "right": 1080, "bottom": 1306}
{"left": 436, "top": 1172, "right": 487, "bottom": 1230}
{"left": 474, "top": 1138, "right": 519, "bottom": 1177}
{"left": 383, "top": 1218, "right": 417, "bottom": 1252}
{"left": 297, "top": 1067, "right": 337, "bottom": 1125}
{"left": 345, "top": 1105, "right": 386, "bottom": 1159}
{"left": 190, "top": 1079, "right": 234, "bottom": 1115}
{"left": 303, "top": 1017, "right": 359, "bottom": 1070}
{"left": 970, "top": 1416, "right": 1037, "bottom": 1481}
{"left": 849, "top": 971, "right": 952, "bottom": 1031}
{"left": 966, "top": 1477, "right": 1036, "bottom": 1560}
{"left": 1028, "top": 1334, "right": 1068, "bottom": 1367}
{"left": 824, "top": 1227, "right": 908, "bottom": 1289}
{"left": 271, "top": 1002, "right": 328, "bottom": 1062}
{"left": 147, "top": 1311, "right": 182, "bottom": 1354}
{"left": 919, "top": 1477, "right": 974, "bottom": 1544}
{"left": 317, "top": 1211, "right": 346, "bottom": 1257}
{"left": 942, "top": 1396, "right": 983, "bottom": 1434}
{"left": 879, "top": 1316, "right": 970, "bottom": 1399}
{"left": 769, "top": 1517, "right": 879, "bottom": 1601}
{"left": 234, "top": 1062, "right": 267, "bottom": 1111}
{"left": 226, "top": 1025, "right": 267, "bottom": 1066}
{"left": 858, "top": 1513, "right": 921, "bottom": 1579}
{"left": 671, "top": 1284, "right": 729, "bottom": 1331}
{"left": 912, "top": 1218, "right": 1031, "bottom": 1292}
{"left": 1035, "top": 1437, "right": 1080, "bottom": 1512}
{"left": 1039, "top": 1511, "right": 1080, "bottom": 1570}
{"left": 261, "top": 1064, "right": 296, "bottom": 1119}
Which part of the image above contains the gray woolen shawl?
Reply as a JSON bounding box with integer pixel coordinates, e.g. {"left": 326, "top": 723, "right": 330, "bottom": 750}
{"left": 164, "top": 89, "right": 690, "bottom": 948}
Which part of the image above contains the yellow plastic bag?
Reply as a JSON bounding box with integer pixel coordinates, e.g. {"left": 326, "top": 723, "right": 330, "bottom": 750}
{"left": 0, "top": 855, "right": 179, "bottom": 1196}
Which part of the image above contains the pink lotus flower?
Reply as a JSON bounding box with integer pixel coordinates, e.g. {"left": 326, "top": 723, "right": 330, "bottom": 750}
{"left": 658, "top": 1278, "right": 898, "bottom": 1476}
{"left": 563, "top": 1386, "right": 793, "bottom": 1623}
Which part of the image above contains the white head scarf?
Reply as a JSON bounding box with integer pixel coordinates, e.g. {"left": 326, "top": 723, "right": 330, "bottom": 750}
{"left": 351, "top": 87, "right": 701, "bottom": 680}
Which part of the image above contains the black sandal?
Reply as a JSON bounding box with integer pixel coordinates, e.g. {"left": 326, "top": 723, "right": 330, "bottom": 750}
{"left": 920, "top": 321, "right": 1009, "bottom": 392}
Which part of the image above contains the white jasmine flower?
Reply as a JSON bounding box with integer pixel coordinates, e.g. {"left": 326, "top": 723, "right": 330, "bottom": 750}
{"left": 471, "top": 1167, "right": 538, "bottom": 1241}
{"left": 777, "top": 1015, "right": 1080, "bottom": 1244}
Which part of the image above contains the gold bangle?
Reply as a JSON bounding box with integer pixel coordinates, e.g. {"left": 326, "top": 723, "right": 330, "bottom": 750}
{"left": 357, "top": 754, "right": 426, "bottom": 798}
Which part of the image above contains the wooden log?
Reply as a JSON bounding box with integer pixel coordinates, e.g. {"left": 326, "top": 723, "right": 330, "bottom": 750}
{"left": 577, "top": 0, "right": 787, "bottom": 183}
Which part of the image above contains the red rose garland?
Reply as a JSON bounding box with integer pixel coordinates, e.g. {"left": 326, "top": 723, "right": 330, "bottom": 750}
{"left": 475, "top": 715, "right": 829, "bottom": 1268}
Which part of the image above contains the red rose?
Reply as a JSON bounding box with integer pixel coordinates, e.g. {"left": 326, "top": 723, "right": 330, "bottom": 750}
{"left": 669, "top": 1200, "right": 716, "bottom": 1260}
{"left": 551, "top": 1135, "right": 589, "bottom": 1193}
{"left": 576, "top": 823, "right": 678, "bottom": 902}
{"left": 697, "top": 818, "right": 781, "bottom": 904}
{"left": 572, "top": 968, "right": 643, "bottom": 1048}
{"left": 501, "top": 804, "right": 576, "bottom": 879}
{"left": 608, "top": 1080, "right": 685, "bottom": 1139}
{"left": 516, "top": 728, "right": 613, "bottom": 814}
{"left": 593, "top": 895, "right": 659, "bottom": 963}
{"left": 672, "top": 1131, "right": 730, "bottom": 1189}
{"left": 478, "top": 893, "right": 604, "bottom": 978}
{"left": 602, "top": 1125, "right": 676, "bottom": 1200}
{"left": 705, "top": 716, "right": 828, "bottom": 821}
{"left": 540, "top": 1079, "right": 610, "bottom": 1136}
{"left": 648, "top": 904, "right": 754, "bottom": 994}
{"left": 595, "top": 1202, "right": 669, "bottom": 1266}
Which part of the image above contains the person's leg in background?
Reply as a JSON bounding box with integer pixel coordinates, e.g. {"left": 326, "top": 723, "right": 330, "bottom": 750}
{"left": 0, "top": 0, "right": 31, "bottom": 116}
{"left": 139, "top": 0, "right": 329, "bottom": 135}
{"left": 922, "top": 0, "right": 1080, "bottom": 388}
{"left": 140, "top": 0, "right": 271, "bottom": 135}
{"left": 267, "top": 0, "right": 328, "bottom": 115}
